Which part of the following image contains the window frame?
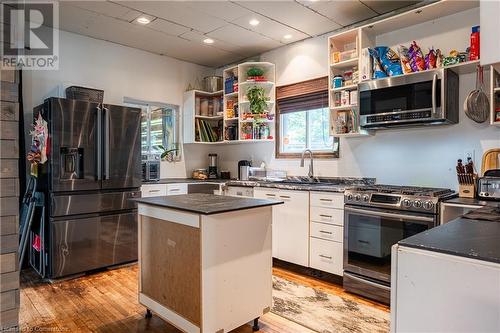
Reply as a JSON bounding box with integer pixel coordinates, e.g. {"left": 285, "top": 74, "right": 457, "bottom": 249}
{"left": 275, "top": 77, "right": 339, "bottom": 159}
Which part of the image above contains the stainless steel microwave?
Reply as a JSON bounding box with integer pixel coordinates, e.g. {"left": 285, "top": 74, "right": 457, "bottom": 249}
{"left": 359, "top": 68, "right": 459, "bottom": 129}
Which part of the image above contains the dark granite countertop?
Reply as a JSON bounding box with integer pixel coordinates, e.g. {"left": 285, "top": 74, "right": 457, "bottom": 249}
{"left": 442, "top": 197, "right": 500, "bottom": 207}
{"left": 133, "top": 193, "right": 283, "bottom": 215}
{"left": 142, "top": 178, "right": 228, "bottom": 185}
{"left": 226, "top": 177, "right": 375, "bottom": 193}
{"left": 143, "top": 177, "right": 375, "bottom": 193}
{"left": 399, "top": 208, "right": 500, "bottom": 264}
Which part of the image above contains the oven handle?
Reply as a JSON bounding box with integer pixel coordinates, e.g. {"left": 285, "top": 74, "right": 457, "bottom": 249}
{"left": 344, "top": 206, "right": 435, "bottom": 223}
{"left": 344, "top": 272, "right": 391, "bottom": 291}
{"left": 431, "top": 73, "right": 437, "bottom": 114}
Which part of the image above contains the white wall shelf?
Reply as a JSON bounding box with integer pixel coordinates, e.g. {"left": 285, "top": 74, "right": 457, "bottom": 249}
{"left": 327, "top": 0, "right": 480, "bottom": 137}
{"left": 183, "top": 90, "right": 224, "bottom": 144}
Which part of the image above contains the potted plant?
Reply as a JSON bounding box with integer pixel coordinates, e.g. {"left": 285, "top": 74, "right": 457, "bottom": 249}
{"left": 246, "top": 86, "right": 268, "bottom": 116}
{"left": 158, "top": 145, "right": 179, "bottom": 162}
{"left": 246, "top": 67, "right": 265, "bottom": 81}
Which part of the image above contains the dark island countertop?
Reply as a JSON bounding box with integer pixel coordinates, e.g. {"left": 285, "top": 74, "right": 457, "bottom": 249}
{"left": 399, "top": 212, "right": 500, "bottom": 264}
{"left": 134, "top": 193, "right": 283, "bottom": 215}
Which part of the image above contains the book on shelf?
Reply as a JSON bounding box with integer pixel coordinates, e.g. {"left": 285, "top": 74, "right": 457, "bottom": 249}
{"left": 196, "top": 118, "right": 221, "bottom": 142}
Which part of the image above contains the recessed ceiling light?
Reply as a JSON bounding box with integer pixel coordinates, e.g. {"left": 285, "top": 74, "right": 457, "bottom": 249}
{"left": 136, "top": 17, "right": 151, "bottom": 25}
{"left": 283, "top": 34, "right": 292, "bottom": 40}
{"left": 249, "top": 19, "right": 260, "bottom": 26}
{"left": 203, "top": 38, "right": 214, "bottom": 44}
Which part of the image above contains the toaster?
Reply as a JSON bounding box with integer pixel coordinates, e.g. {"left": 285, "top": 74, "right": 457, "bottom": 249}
{"left": 477, "top": 169, "right": 500, "bottom": 200}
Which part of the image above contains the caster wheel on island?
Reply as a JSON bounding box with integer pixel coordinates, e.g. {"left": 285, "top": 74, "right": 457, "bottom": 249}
{"left": 252, "top": 318, "right": 260, "bottom": 331}
{"left": 145, "top": 309, "right": 153, "bottom": 318}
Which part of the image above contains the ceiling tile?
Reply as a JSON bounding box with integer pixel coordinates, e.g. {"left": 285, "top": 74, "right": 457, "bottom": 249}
{"left": 68, "top": 1, "right": 139, "bottom": 22}
{"left": 179, "top": 30, "right": 244, "bottom": 54}
{"left": 207, "top": 24, "right": 282, "bottom": 52}
{"left": 184, "top": 1, "right": 252, "bottom": 21}
{"left": 231, "top": 12, "right": 309, "bottom": 43}
{"left": 234, "top": 1, "right": 341, "bottom": 36}
{"left": 117, "top": 1, "right": 227, "bottom": 33}
{"left": 147, "top": 18, "right": 191, "bottom": 37}
{"left": 303, "top": 0, "right": 378, "bottom": 26}
{"left": 360, "top": 1, "right": 420, "bottom": 15}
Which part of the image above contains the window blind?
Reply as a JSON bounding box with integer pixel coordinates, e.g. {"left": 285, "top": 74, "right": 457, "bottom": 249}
{"left": 276, "top": 76, "right": 329, "bottom": 114}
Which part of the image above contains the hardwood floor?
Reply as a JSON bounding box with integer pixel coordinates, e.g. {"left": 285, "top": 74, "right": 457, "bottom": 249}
{"left": 20, "top": 265, "right": 388, "bottom": 333}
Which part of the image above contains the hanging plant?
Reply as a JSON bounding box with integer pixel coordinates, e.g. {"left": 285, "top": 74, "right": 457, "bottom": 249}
{"left": 246, "top": 86, "right": 268, "bottom": 115}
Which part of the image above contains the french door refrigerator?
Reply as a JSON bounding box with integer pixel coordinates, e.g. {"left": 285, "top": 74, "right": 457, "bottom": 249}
{"left": 31, "top": 97, "right": 141, "bottom": 278}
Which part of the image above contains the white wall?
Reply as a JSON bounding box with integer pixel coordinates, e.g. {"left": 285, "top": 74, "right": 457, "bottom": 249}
{"left": 22, "top": 30, "right": 213, "bottom": 178}
{"left": 212, "top": 8, "right": 500, "bottom": 189}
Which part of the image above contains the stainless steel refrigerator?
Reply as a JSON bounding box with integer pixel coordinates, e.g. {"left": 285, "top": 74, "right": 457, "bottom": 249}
{"left": 31, "top": 97, "right": 141, "bottom": 279}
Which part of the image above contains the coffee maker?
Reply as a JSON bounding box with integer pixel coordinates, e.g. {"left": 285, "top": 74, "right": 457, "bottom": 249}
{"left": 208, "top": 153, "right": 218, "bottom": 179}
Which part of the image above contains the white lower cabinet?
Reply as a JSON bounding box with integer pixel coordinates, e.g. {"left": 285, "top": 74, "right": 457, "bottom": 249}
{"left": 309, "top": 237, "right": 343, "bottom": 275}
{"left": 141, "top": 184, "right": 167, "bottom": 197}
{"left": 254, "top": 187, "right": 309, "bottom": 267}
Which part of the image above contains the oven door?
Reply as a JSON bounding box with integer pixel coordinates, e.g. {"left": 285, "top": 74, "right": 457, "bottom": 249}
{"left": 344, "top": 205, "right": 436, "bottom": 283}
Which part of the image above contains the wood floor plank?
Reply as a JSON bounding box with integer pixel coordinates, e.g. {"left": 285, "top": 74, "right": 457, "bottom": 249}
{"left": 20, "top": 265, "right": 388, "bottom": 332}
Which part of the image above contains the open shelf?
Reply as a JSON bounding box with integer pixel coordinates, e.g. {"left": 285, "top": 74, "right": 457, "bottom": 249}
{"left": 195, "top": 115, "right": 223, "bottom": 120}
{"left": 331, "top": 105, "right": 356, "bottom": 111}
{"left": 330, "top": 57, "right": 358, "bottom": 70}
{"left": 331, "top": 84, "right": 357, "bottom": 92}
{"left": 224, "top": 91, "right": 238, "bottom": 98}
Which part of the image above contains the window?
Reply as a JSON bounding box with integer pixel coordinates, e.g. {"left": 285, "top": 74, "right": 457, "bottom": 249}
{"left": 124, "top": 97, "right": 181, "bottom": 161}
{"left": 276, "top": 77, "right": 339, "bottom": 158}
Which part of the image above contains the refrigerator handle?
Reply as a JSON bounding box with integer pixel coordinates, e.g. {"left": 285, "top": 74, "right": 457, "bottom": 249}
{"left": 104, "top": 106, "right": 110, "bottom": 180}
{"left": 96, "top": 105, "right": 102, "bottom": 181}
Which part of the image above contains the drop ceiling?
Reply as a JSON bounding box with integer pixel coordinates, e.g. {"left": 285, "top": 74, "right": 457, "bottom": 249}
{"left": 58, "top": 0, "right": 421, "bottom": 68}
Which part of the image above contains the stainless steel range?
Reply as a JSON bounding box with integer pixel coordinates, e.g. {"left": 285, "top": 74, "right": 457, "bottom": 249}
{"left": 343, "top": 185, "right": 456, "bottom": 304}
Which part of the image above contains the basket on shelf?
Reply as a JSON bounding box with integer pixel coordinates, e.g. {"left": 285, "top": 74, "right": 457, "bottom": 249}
{"left": 65, "top": 86, "right": 104, "bottom": 103}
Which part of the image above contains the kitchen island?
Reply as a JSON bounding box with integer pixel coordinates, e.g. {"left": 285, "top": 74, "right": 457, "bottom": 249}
{"left": 133, "top": 193, "right": 282, "bottom": 333}
{"left": 391, "top": 205, "right": 500, "bottom": 332}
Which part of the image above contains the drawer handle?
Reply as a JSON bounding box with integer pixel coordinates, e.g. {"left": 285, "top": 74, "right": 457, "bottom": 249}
{"left": 358, "top": 240, "right": 370, "bottom": 244}
{"left": 279, "top": 195, "right": 291, "bottom": 199}
{"left": 319, "top": 214, "right": 332, "bottom": 218}
{"left": 319, "top": 230, "right": 333, "bottom": 235}
{"left": 319, "top": 254, "right": 332, "bottom": 260}
{"left": 266, "top": 194, "right": 276, "bottom": 197}
{"left": 320, "top": 199, "right": 333, "bottom": 202}
{"left": 149, "top": 190, "right": 160, "bottom": 193}
{"left": 170, "top": 188, "right": 180, "bottom": 192}
{"left": 236, "top": 192, "right": 243, "bottom": 196}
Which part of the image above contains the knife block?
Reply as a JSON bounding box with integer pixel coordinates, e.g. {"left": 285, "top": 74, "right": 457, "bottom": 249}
{"left": 457, "top": 173, "right": 477, "bottom": 198}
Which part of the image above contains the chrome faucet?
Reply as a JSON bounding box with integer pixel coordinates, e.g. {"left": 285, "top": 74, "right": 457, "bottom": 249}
{"left": 300, "top": 149, "right": 314, "bottom": 180}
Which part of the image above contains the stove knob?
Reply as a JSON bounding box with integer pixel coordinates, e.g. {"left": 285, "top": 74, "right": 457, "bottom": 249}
{"left": 423, "top": 201, "right": 434, "bottom": 210}
{"left": 346, "top": 194, "right": 353, "bottom": 201}
{"left": 402, "top": 199, "right": 412, "bottom": 207}
{"left": 362, "top": 194, "right": 370, "bottom": 202}
{"left": 413, "top": 200, "right": 422, "bottom": 208}
{"left": 354, "top": 194, "right": 361, "bottom": 201}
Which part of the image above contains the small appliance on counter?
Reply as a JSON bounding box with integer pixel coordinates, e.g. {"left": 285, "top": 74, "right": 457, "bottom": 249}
{"left": 238, "top": 160, "right": 251, "bottom": 180}
{"left": 142, "top": 155, "right": 160, "bottom": 182}
{"left": 208, "top": 153, "right": 218, "bottom": 179}
{"left": 477, "top": 169, "right": 500, "bottom": 200}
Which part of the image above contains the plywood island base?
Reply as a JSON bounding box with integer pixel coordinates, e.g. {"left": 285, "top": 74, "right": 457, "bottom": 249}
{"left": 137, "top": 203, "right": 273, "bottom": 333}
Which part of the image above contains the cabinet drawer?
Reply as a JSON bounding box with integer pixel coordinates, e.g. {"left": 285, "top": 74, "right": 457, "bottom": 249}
{"left": 310, "top": 192, "right": 344, "bottom": 209}
{"left": 141, "top": 184, "right": 167, "bottom": 198}
{"left": 310, "top": 222, "right": 343, "bottom": 243}
{"left": 309, "top": 237, "right": 343, "bottom": 276}
{"left": 166, "top": 183, "right": 188, "bottom": 195}
{"left": 310, "top": 206, "right": 344, "bottom": 226}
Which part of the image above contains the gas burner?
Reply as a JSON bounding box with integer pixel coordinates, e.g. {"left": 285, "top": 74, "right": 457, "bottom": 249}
{"left": 345, "top": 184, "right": 457, "bottom": 214}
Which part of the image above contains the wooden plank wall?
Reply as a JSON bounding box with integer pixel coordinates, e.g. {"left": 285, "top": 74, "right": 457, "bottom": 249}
{"left": 0, "top": 62, "right": 20, "bottom": 330}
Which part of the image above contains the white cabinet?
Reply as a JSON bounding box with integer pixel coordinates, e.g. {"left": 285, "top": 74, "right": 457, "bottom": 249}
{"left": 141, "top": 183, "right": 188, "bottom": 198}
{"left": 254, "top": 188, "right": 309, "bottom": 266}
{"left": 391, "top": 245, "right": 500, "bottom": 332}
{"left": 141, "top": 184, "right": 167, "bottom": 198}
{"left": 480, "top": 0, "right": 500, "bottom": 67}
{"left": 309, "top": 191, "right": 345, "bottom": 276}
